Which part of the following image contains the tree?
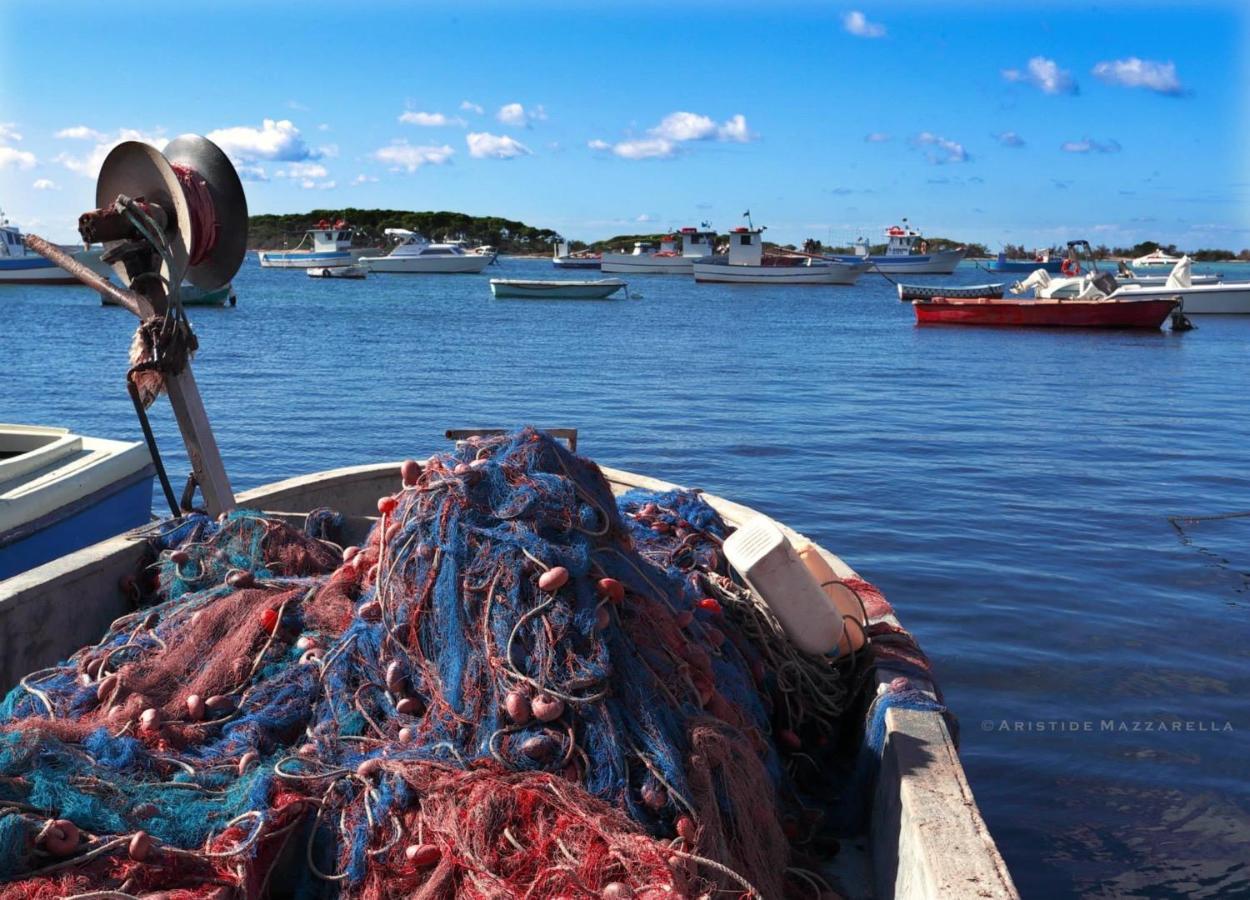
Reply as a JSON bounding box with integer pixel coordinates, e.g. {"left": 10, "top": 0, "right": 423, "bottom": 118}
{"left": 802, "top": 238, "right": 823, "bottom": 254}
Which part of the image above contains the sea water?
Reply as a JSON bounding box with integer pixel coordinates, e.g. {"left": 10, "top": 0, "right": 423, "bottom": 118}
{"left": 1, "top": 257, "right": 1247, "bottom": 898}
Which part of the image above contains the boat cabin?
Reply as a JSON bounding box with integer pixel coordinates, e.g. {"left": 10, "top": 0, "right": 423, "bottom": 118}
{"left": 726, "top": 227, "right": 764, "bottom": 266}
{"left": 0, "top": 213, "right": 29, "bottom": 259}
{"left": 381, "top": 229, "right": 475, "bottom": 258}
{"left": 678, "top": 226, "right": 717, "bottom": 259}
{"left": 306, "top": 219, "right": 354, "bottom": 253}
{"left": 854, "top": 224, "right": 929, "bottom": 259}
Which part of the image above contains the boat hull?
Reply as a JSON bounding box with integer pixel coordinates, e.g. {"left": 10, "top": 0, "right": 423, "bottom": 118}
{"left": 257, "top": 250, "right": 356, "bottom": 268}
{"left": 1113, "top": 284, "right": 1250, "bottom": 314}
{"left": 553, "top": 257, "right": 602, "bottom": 269}
{"left": 360, "top": 254, "right": 493, "bottom": 274}
{"left": 0, "top": 457, "right": 1018, "bottom": 900}
{"left": 986, "top": 258, "right": 1066, "bottom": 275}
{"left": 307, "top": 266, "right": 367, "bottom": 279}
{"left": 692, "top": 260, "right": 867, "bottom": 284}
{"left": 898, "top": 282, "right": 1005, "bottom": 302}
{"left": 0, "top": 248, "right": 111, "bottom": 284}
{"left": 914, "top": 297, "right": 1177, "bottom": 328}
{"left": 829, "top": 247, "right": 966, "bottom": 275}
{"left": 600, "top": 253, "right": 696, "bottom": 275}
{"left": 490, "top": 278, "right": 625, "bottom": 299}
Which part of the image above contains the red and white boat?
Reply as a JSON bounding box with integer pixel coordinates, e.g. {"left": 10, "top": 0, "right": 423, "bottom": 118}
{"left": 913, "top": 295, "right": 1178, "bottom": 328}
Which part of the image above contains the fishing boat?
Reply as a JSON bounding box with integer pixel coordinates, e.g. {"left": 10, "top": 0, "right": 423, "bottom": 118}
{"left": 913, "top": 295, "right": 1177, "bottom": 328}
{"left": 601, "top": 226, "right": 720, "bottom": 275}
{"left": 898, "top": 282, "right": 1005, "bottom": 302}
{"left": 490, "top": 277, "right": 626, "bottom": 299}
{"left": 552, "top": 239, "right": 602, "bottom": 269}
{"left": 1113, "top": 261, "right": 1221, "bottom": 288}
{"left": 692, "top": 227, "right": 868, "bottom": 284}
{"left": 257, "top": 219, "right": 357, "bottom": 268}
{"left": 1132, "top": 248, "right": 1182, "bottom": 267}
{"left": 0, "top": 212, "right": 112, "bottom": 284}
{"left": 102, "top": 282, "right": 236, "bottom": 307}
{"left": 986, "top": 248, "right": 1066, "bottom": 275}
{"left": 827, "top": 222, "right": 965, "bottom": 274}
{"left": 0, "top": 425, "right": 153, "bottom": 581}
{"left": 2, "top": 132, "right": 1018, "bottom": 900}
{"left": 307, "top": 265, "right": 367, "bottom": 279}
{"left": 358, "top": 229, "right": 494, "bottom": 274}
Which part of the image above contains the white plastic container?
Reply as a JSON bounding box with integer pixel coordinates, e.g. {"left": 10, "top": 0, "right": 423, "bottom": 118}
{"left": 723, "top": 516, "right": 846, "bottom": 656}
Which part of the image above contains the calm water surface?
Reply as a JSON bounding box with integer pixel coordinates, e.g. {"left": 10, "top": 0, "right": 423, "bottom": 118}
{"left": 2, "top": 258, "right": 1249, "bottom": 898}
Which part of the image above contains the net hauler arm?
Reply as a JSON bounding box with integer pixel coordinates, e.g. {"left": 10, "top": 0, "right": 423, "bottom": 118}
{"left": 22, "top": 135, "right": 248, "bottom": 518}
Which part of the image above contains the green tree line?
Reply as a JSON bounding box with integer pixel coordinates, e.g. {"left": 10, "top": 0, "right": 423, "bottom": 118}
{"left": 247, "top": 209, "right": 559, "bottom": 252}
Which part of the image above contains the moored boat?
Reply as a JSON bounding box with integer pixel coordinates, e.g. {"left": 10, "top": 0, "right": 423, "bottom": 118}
{"left": 490, "top": 277, "right": 626, "bottom": 299}
{"left": 359, "top": 229, "right": 494, "bottom": 274}
{"left": 601, "top": 226, "right": 720, "bottom": 275}
{"left": 102, "top": 281, "right": 236, "bottom": 306}
{"left": 986, "top": 248, "right": 1066, "bottom": 274}
{"left": 828, "top": 222, "right": 966, "bottom": 274}
{"left": 552, "top": 239, "right": 602, "bottom": 269}
{"left": 898, "top": 282, "right": 1005, "bottom": 302}
{"left": 693, "top": 227, "right": 868, "bottom": 284}
{"left": 0, "top": 425, "right": 153, "bottom": 581}
{"left": 0, "top": 213, "right": 112, "bottom": 284}
{"left": 257, "top": 219, "right": 357, "bottom": 268}
{"left": 1132, "top": 248, "right": 1182, "bottom": 267}
{"left": 307, "top": 265, "right": 367, "bottom": 279}
{"left": 913, "top": 295, "right": 1177, "bottom": 328}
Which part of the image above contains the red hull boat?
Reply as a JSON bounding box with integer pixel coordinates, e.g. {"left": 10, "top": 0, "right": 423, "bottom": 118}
{"left": 913, "top": 296, "right": 1177, "bottom": 329}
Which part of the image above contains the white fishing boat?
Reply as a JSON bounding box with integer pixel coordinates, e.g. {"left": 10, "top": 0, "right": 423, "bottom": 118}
{"left": 552, "top": 240, "right": 602, "bottom": 270}
{"left": 0, "top": 425, "right": 153, "bottom": 581}
{"left": 1131, "top": 248, "right": 1182, "bottom": 267}
{"left": 692, "top": 227, "right": 869, "bottom": 284}
{"left": 0, "top": 212, "right": 112, "bottom": 284}
{"left": 1014, "top": 244, "right": 1250, "bottom": 315}
{"left": 257, "top": 219, "right": 357, "bottom": 268}
{"left": 358, "top": 229, "right": 494, "bottom": 274}
{"left": 490, "top": 278, "right": 626, "bottom": 299}
{"left": 828, "top": 222, "right": 966, "bottom": 275}
{"left": 307, "top": 265, "right": 366, "bottom": 279}
{"left": 1114, "top": 261, "right": 1220, "bottom": 287}
{"left": 601, "top": 226, "right": 719, "bottom": 275}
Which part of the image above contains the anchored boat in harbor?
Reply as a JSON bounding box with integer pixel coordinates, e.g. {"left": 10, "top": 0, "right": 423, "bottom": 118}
{"left": 359, "top": 228, "right": 494, "bottom": 274}
{"left": 693, "top": 226, "right": 869, "bottom": 284}
{"left": 601, "top": 226, "right": 720, "bottom": 275}
{"left": 0, "top": 212, "right": 112, "bottom": 284}
{"left": 828, "top": 222, "right": 966, "bottom": 274}
{"left": 257, "top": 219, "right": 358, "bottom": 268}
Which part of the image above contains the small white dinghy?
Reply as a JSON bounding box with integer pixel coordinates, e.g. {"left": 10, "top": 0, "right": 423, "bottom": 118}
{"left": 490, "top": 278, "right": 627, "bottom": 300}
{"left": 307, "top": 265, "right": 366, "bottom": 280}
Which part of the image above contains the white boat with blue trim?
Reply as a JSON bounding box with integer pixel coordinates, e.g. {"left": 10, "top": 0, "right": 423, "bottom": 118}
{"left": 257, "top": 219, "right": 357, "bottom": 268}
{"left": 692, "top": 227, "right": 869, "bottom": 284}
{"left": 0, "top": 425, "right": 153, "bottom": 581}
{"left": 828, "top": 222, "right": 966, "bottom": 275}
{"left": 601, "top": 226, "right": 720, "bottom": 275}
{"left": 0, "top": 213, "right": 112, "bottom": 285}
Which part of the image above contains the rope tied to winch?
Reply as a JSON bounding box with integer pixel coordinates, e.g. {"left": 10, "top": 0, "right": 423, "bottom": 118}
{"left": 127, "top": 314, "right": 199, "bottom": 408}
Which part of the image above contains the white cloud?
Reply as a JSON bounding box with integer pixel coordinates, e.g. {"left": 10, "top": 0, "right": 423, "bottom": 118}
{"left": 718, "top": 114, "right": 752, "bottom": 142}
{"left": 32, "top": 178, "right": 59, "bottom": 190}
{"left": 1060, "top": 137, "right": 1121, "bottom": 154}
{"left": 0, "top": 123, "right": 22, "bottom": 143}
{"left": 374, "top": 141, "right": 455, "bottom": 172}
{"left": 276, "top": 161, "right": 329, "bottom": 179}
{"left": 235, "top": 164, "right": 269, "bottom": 182}
{"left": 55, "top": 125, "right": 107, "bottom": 141}
{"left": 864, "top": 132, "right": 891, "bottom": 143}
{"left": 399, "top": 111, "right": 467, "bottom": 127}
{"left": 612, "top": 138, "right": 676, "bottom": 160}
{"left": 995, "top": 131, "right": 1025, "bottom": 147}
{"left": 460, "top": 100, "right": 484, "bottom": 115}
{"left": 652, "top": 111, "right": 717, "bottom": 141}
{"left": 466, "top": 132, "right": 531, "bottom": 159}
{"left": 300, "top": 179, "right": 336, "bottom": 190}
{"left": 914, "top": 132, "right": 968, "bottom": 164}
{"left": 206, "top": 118, "right": 318, "bottom": 163}
{"left": 287, "top": 100, "right": 309, "bottom": 111}
{"left": 0, "top": 147, "right": 36, "bottom": 170}
{"left": 1002, "top": 57, "right": 1078, "bottom": 95}
{"left": 317, "top": 123, "right": 331, "bottom": 132}
{"left": 496, "top": 103, "right": 547, "bottom": 127}
{"left": 635, "top": 213, "right": 654, "bottom": 223}
{"left": 1092, "top": 58, "right": 1183, "bottom": 95}
{"left": 587, "top": 139, "right": 610, "bottom": 151}
{"left": 352, "top": 174, "right": 379, "bottom": 185}
{"left": 55, "top": 128, "right": 168, "bottom": 178}
{"left": 843, "top": 11, "right": 886, "bottom": 38}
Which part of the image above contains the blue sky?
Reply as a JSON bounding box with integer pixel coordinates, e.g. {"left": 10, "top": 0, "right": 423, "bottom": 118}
{"left": 1, "top": 1, "right": 1246, "bottom": 249}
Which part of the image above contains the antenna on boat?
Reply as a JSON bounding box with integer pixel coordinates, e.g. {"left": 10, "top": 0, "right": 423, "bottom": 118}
{"left": 21, "top": 134, "right": 247, "bottom": 519}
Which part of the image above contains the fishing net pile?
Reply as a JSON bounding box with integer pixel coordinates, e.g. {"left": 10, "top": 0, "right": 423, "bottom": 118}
{"left": 0, "top": 428, "right": 935, "bottom": 899}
